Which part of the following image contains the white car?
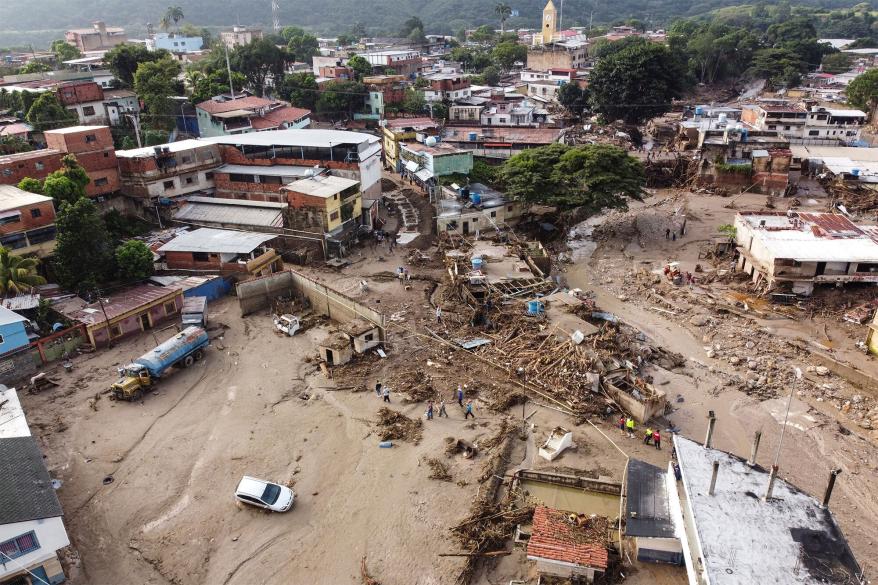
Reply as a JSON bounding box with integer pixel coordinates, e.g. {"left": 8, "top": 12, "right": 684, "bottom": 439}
{"left": 234, "top": 476, "right": 295, "bottom": 512}
{"left": 274, "top": 314, "right": 301, "bottom": 337}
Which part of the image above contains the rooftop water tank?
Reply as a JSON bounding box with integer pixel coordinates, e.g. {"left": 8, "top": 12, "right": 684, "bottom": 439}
{"left": 470, "top": 192, "right": 482, "bottom": 205}
{"left": 527, "top": 300, "right": 544, "bottom": 315}
{"left": 718, "top": 113, "right": 727, "bottom": 124}
{"left": 695, "top": 106, "right": 704, "bottom": 116}
{"left": 472, "top": 257, "right": 484, "bottom": 271}
{"left": 852, "top": 168, "right": 860, "bottom": 176}
{"left": 425, "top": 136, "right": 438, "bottom": 147}
{"left": 468, "top": 132, "right": 478, "bottom": 142}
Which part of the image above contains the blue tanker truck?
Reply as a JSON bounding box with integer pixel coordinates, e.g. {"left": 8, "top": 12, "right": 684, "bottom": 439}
{"left": 111, "top": 326, "right": 209, "bottom": 401}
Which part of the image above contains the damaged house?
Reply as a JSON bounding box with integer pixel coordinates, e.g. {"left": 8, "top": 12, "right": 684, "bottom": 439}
{"left": 734, "top": 211, "right": 878, "bottom": 296}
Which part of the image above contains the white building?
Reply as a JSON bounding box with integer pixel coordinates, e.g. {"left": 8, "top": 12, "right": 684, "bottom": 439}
{"left": 148, "top": 33, "right": 204, "bottom": 53}
{"left": 671, "top": 434, "right": 864, "bottom": 585}
{"left": 742, "top": 102, "right": 866, "bottom": 145}
{"left": 734, "top": 211, "right": 878, "bottom": 295}
{"left": 116, "top": 139, "right": 222, "bottom": 202}
{"left": 0, "top": 386, "right": 70, "bottom": 585}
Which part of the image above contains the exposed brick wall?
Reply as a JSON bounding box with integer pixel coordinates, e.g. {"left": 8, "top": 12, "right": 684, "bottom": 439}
{"left": 164, "top": 250, "right": 249, "bottom": 272}
{"left": 0, "top": 151, "right": 62, "bottom": 185}
{"left": 219, "top": 146, "right": 359, "bottom": 173}
{"left": 45, "top": 126, "right": 115, "bottom": 154}
{"left": 0, "top": 200, "right": 56, "bottom": 236}
{"left": 56, "top": 82, "right": 104, "bottom": 106}
{"left": 44, "top": 127, "right": 119, "bottom": 197}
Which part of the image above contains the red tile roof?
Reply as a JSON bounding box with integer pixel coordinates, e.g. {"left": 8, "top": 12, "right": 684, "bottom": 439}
{"left": 527, "top": 506, "right": 609, "bottom": 570}
{"left": 196, "top": 96, "right": 281, "bottom": 115}
{"left": 250, "top": 105, "right": 311, "bottom": 130}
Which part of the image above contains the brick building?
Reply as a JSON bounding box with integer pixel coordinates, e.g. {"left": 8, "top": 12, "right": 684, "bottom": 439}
{"left": 0, "top": 150, "right": 63, "bottom": 186}
{"left": 65, "top": 21, "right": 127, "bottom": 52}
{"left": 56, "top": 82, "right": 139, "bottom": 126}
{"left": 0, "top": 185, "right": 57, "bottom": 257}
{"left": 281, "top": 175, "right": 362, "bottom": 235}
{"left": 116, "top": 140, "right": 222, "bottom": 203}
{"left": 195, "top": 96, "right": 311, "bottom": 138}
{"left": 212, "top": 163, "right": 319, "bottom": 203}
{"left": 157, "top": 228, "right": 282, "bottom": 275}
{"left": 44, "top": 126, "right": 120, "bottom": 198}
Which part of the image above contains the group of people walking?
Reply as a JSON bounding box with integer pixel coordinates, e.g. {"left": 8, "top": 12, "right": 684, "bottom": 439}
{"left": 618, "top": 416, "right": 661, "bottom": 449}
{"left": 375, "top": 382, "right": 475, "bottom": 420}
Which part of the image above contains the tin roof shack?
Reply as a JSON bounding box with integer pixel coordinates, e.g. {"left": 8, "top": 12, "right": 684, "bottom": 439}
{"left": 173, "top": 196, "right": 286, "bottom": 232}
{"left": 734, "top": 211, "right": 878, "bottom": 296}
{"left": 436, "top": 183, "right": 523, "bottom": 236}
{"left": 625, "top": 459, "right": 682, "bottom": 565}
{"left": 58, "top": 284, "right": 183, "bottom": 347}
{"left": 339, "top": 318, "right": 381, "bottom": 354}
{"left": 157, "top": 228, "right": 282, "bottom": 276}
{"left": 317, "top": 331, "right": 353, "bottom": 366}
{"left": 602, "top": 369, "right": 666, "bottom": 424}
{"left": 526, "top": 505, "right": 609, "bottom": 583}
{"left": 671, "top": 435, "right": 864, "bottom": 585}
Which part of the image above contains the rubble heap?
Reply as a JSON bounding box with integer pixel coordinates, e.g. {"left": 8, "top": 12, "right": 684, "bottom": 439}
{"left": 375, "top": 408, "right": 423, "bottom": 443}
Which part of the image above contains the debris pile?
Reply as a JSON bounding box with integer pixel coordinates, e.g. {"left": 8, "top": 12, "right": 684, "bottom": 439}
{"left": 426, "top": 458, "right": 452, "bottom": 481}
{"left": 375, "top": 407, "right": 423, "bottom": 443}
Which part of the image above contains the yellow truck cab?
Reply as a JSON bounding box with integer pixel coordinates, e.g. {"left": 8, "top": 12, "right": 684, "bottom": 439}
{"left": 111, "top": 363, "right": 153, "bottom": 401}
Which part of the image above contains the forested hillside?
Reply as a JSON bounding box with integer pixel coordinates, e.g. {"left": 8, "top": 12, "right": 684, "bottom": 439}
{"left": 1, "top": 0, "right": 875, "bottom": 47}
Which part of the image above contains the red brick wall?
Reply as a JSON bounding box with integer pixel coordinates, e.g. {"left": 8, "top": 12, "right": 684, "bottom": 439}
{"left": 44, "top": 128, "right": 119, "bottom": 197}
{"left": 219, "top": 146, "right": 359, "bottom": 173}
{"left": 0, "top": 151, "right": 62, "bottom": 185}
{"left": 56, "top": 82, "right": 104, "bottom": 106}
{"left": 284, "top": 189, "right": 329, "bottom": 210}
{"left": 45, "top": 126, "right": 114, "bottom": 155}
{"left": 0, "top": 200, "right": 56, "bottom": 236}
{"left": 163, "top": 250, "right": 248, "bottom": 272}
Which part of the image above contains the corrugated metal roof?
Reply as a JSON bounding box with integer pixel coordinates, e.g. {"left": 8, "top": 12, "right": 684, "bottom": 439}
{"left": 1, "top": 293, "right": 40, "bottom": 311}
{"left": 158, "top": 228, "right": 275, "bottom": 253}
{"left": 61, "top": 285, "right": 181, "bottom": 326}
{"left": 175, "top": 200, "right": 285, "bottom": 228}
{"left": 0, "top": 305, "right": 28, "bottom": 326}
{"left": 625, "top": 459, "right": 676, "bottom": 538}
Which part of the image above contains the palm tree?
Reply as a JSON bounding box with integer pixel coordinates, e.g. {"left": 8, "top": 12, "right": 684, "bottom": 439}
{"left": 495, "top": 2, "right": 513, "bottom": 34}
{"left": 0, "top": 247, "right": 46, "bottom": 297}
{"left": 161, "top": 6, "right": 185, "bottom": 32}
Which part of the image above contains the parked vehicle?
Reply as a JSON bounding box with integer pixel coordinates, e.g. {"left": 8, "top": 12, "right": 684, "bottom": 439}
{"left": 234, "top": 476, "right": 295, "bottom": 512}
{"left": 110, "top": 326, "right": 209, "bottom": 401}
{"left": 182, "top": 296, "right": 208, "bottom": 328}
{"left": 274, "top": 314, "right": 301, "bottom": 336}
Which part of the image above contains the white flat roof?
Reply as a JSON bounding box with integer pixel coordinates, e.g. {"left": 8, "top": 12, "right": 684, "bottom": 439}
{"left": 116, "top": 139, "right": 210, "bottom": 158}
{"left": 202, "top": 128, "right": 380, "bottom": 148}
{"left": 43, "top": 125, "right": 108, "bottom": 135}
{"left": 0, "top": 185, "right": 53, "bottom": 211}
{"left": 285, "top": 175, "right": 359, "bottom": 197}
{"left": 739, "top": 212, "right": 878, "bottom": 262}
{"left": 675, "top": 435, "right": 861, "bottom": 584}
{"left": 0, "top": 386, "right": 31, "bottom": 438}
{"left": 217, "top": 164, "right": 319, "bottom": 178}
{"left": 158, "top": 227, "right": 275, "bottom": 253}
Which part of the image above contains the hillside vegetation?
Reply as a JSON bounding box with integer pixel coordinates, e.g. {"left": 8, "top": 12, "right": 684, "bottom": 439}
{"left": 1, "top": 0, "right": 876, "bottom": 47}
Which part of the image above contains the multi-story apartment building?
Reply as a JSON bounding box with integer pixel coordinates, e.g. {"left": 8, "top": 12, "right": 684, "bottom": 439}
{"left": 742, "top": 102, "right": 866, "bottom": 145}
{"left": 65, "top": 21, "right": 127, "bottom": 52}
{"left": 220, "top": 26, "right": 263, "bottom": 49}
{"left": 356, "top": 50, "right": 421, "bottom": 77}
{"left": 116, "top": 139, "right": 222, "bottom": 203}
{"left": 44, "top": 126, "right": 119, "bottom": 198}
{"left": 423, "top": 74, "right": 471, "bottom": 102}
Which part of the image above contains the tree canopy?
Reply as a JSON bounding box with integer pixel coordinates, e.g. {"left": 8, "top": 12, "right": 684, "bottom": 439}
{"left": 25, "top": 93, "right": 77, "bottom": 132}
{"left": 231, "top": 39, "right": 287, "bottom": 97}
{"left": 497, "top": 144, "right": 645, "bottom": 209}
{"left": 0, "top": 247, "right": 45, "bottom": 297}
{"left": 53, "top": 197, "right": 112, "bottom": 293}
{"left": 316, "top": 80, "right": 365, "bottom": 116}
{"left": 588, "top": 41, "right": 684, "bottom": 125}
{"left": 847, "top": 68, "right": 878, "bottom": 114}
{"left": 347, "top": 55, "right": 373, "bottom": 80}
{"left": 134, "top": 56, "right": 182, "bottom": 130}
{"left": 278, "top": 72, "right": 319, "bottom": 110}
{"left": 115, "top": 240, "right": 154, "bottom": 281}
{"left": 51, "top": 39, "right": 81, "bottom": 66}
{"left": 105, "top": 44, "right": 172, "bottom": 87}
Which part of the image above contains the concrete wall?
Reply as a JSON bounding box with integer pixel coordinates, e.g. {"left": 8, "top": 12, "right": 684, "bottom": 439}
{"left": 0, "top": 345, "right": 41, "bottom": 386}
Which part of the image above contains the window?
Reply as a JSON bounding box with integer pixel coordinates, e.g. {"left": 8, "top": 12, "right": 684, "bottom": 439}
{"left": 85, "top": 133, "right": 97, "bottom": 142}
{"left": 330, "top": 211, "right": 340, "bottom": 221}
{"left": 0, "top": 532, "right": 40, "bottom": 560}
{"left": 163, "top": 180, "right": 175, "bottom": 189}
{"left": 104, "top": 152, "right": 110, "bottom": 158}
{"left": 808, "top": 130, "right": 819, "bottom": 136}
{"left": 192, "top": 252, "right": 209, "bottom": 262}
{"left": 364, "top": 333, "right": 374, "bottom": 342}
{"left": 26, "top": 225, "right": 56, "bottom": 244}
{"left": 181, "top": 155, "right": 192, "bottom": 164}
{"left": 2, "top": 168, "right": 11, "bottom": 176}
{"left": 229, "top": 173, "right": 255, "bottom": 183}
{"left": 185, "top": 176, "right": 194, "bottom": 185}
{"left": 784, "top": 126, "right": 790, "bottom": 131}
{"left": 0, "top": 214, "right": 21, "bottom": 226}
{"left": 30, "top": 208, "right": 41, "bottom": 219}
{"left": 164, "top": 301, "right": 177, "bottom": 315}
{"left": 205, "top": 172, "right": 214, "bottom": 180}
{"left": 490, "top": 211, "right": 497, "bottom": 218}
{"left": 95, "top": 177, "right": 108, "bottom": 186}
{"left": 35, "top": 162, "right": 44, "bottom": 170}
{"left": 508, "top": 205, "right": 513, "bottom": 212}
{"left": 110, "top": 325, "right": 122, "bottom": 337}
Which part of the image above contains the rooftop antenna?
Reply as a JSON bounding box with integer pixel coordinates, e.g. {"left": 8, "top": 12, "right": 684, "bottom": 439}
{"left": 272, "top": 0, "right": 281, "bottom": 32}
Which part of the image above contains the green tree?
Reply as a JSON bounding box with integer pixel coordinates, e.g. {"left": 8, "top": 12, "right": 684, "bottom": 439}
{"left": 51, "top": 39, "right": 81, "bottom": 67}
{"left": 402, "top": 88, "right": 426, "bottom": 114}
{"left": 25, "top": 93, "right": 77, "bottom": 131}
{"left": 316, "top": 80, "right": 365, "bottom": 117}
{"left": 589, "top": 42, "right": 684, "bottom": 125}
{"left": 408, "top": 27, "right": 427, "bottom": 45}
{"left": 53, "top": 197, "right": 112, "bottom": 293}
{"left": 17, "top": 177, "right": 43, "bottom": 194}
{"left": 336, "top": 33, "right": 357, "bottom": 47}
{"left": 105, "top": 44, "right": 172, "bottom": 87}
{"left": 134, "top": 56, "right": 181, "bottom": 130}
{"left": 470, "top": 25, "right": 495, "bottom": 44}
{"left": 847, "top": 68, "right": 878, "bottom": 116}
{"left": 18, "top": 61, "right": 50, "bottom": 74}
{"left": 0, "top": 247, "right": 46, "bottom": 297}
{"left": 481, "top": 65, "right": 500, "bottom": 85}
{"left": 748, "top": 47, "right": 806, "bottom": 88}
{"left": 400, "top": 16, "right": 425, "bottom": 37}
{"left": 495, "top": 2, "right": 513, "bottom": 34}
{"left": 557, "top": 82, "right": 589, "bottom": 117}
{"left": 161, "top": 6, "right": 185, "bottom": 32}
{"left": 231, "top": 39, "right": 287, "bottom": 97}
{"left": 42, "top": 154, "right": 90, "bottom": 205}
{"left": 347, "top": 55, "right": 373, "bottom": 80}
{"left": 278, "top": 72, "right": 319, "bottom": 110}
{"left": 115, "top": 240, "right": 154, "bottom": 281}
{"left": 285, "top": 28, "right": 319, "bottom": 63}
{"left": 0, "top": 136, "right": 32, "bottom": 155}
{"left": 497, "top": 144, "right": 644, "bottom": 209}
{"left": 822, "top": 52, "right": 853, "bottom": 74}
{"left": 491, "top": 41, "right": 526, "bottom": 71}
{"left": 189, "top": 69, "right": 246, "bottom": 104}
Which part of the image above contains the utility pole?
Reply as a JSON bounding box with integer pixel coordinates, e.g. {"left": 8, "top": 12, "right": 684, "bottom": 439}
{"left": 225, "top": 44, "right": 236, "bottom": 100}
{"left": 558, "top": 0, "right": 564, "bottom": 33}
{"left": 124, "top": 113, "right": 143, "bottom": 148}
{"left": 95, "top": 289, "right": 113, "bottom": 348}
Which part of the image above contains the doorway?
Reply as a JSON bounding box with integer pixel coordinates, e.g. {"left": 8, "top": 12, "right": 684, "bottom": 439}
{"left": 140, "top": 314, "right": 152, "bottom": 330}
{"left": 462, "top": 221, "right": 470, "bottom": 235}
{"left": 325, "top": 349, "right": 334, "bottom": 365}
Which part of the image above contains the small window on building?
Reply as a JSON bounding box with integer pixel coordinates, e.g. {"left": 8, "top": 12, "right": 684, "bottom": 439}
{"left": 110, "top": 324, "right": 122, "bottom": 337}
{"left": 784, "top": 126, "right": 790, "bottom": 131}
{"left": 85, "top": 133, "right": 97, "bottom": 142}
{"left": 95, "top": 177, "right": 108, "bottom": 186}
{"left": 0, "top": 214, "right": 21, "bottom": 226}
{"left": 490, "top": 211, "right": 497, "bottom": 218}
{"left": 0, "top": 532, "right": 40, "bottom": 560}
{"left": 330, "top": 211, "right": 340, "bottom": 221}
{"left": 2, "top": 168, "right": 11, "bottom": 176}
{"left": 104, "top": 152, "right": 110, "bottom": 157}
{"left": 181, "top": 155, "right": 192, "bottom": 164}
{"left": 163, "top": 180, "right": 175, "bottom": 189}
{"left": 83, "top": 106, "right": 96, "bottom": 116}
{"left": 185, "top": 176, "right": 194, "bottom": 184}
{"left": 808, "top": 130, "right": 819, "bottom": 136}
{"left": 30, "top": 208, "right": 41, "bottom": 219}
{"left": 508, "top": 205, "right": 513, "bottom": 212}
{"left": 364, "top": 332, "right": 374, "bottom": 342}
{"left": 164, "top": 301, "right": 177, "bottom": 315}
{"left": 35, "top": 162, "right": 44, "bottom": 170}
{"left": 205, "top": 172, "right": 214, "bottom": 180}
{"left": 192, "top": 252, "right": 209, "bottom": 262}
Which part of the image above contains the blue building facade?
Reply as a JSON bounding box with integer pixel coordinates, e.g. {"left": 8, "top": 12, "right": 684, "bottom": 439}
{"left": 0, "top": 306, "right": 30, "bottom": 355}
